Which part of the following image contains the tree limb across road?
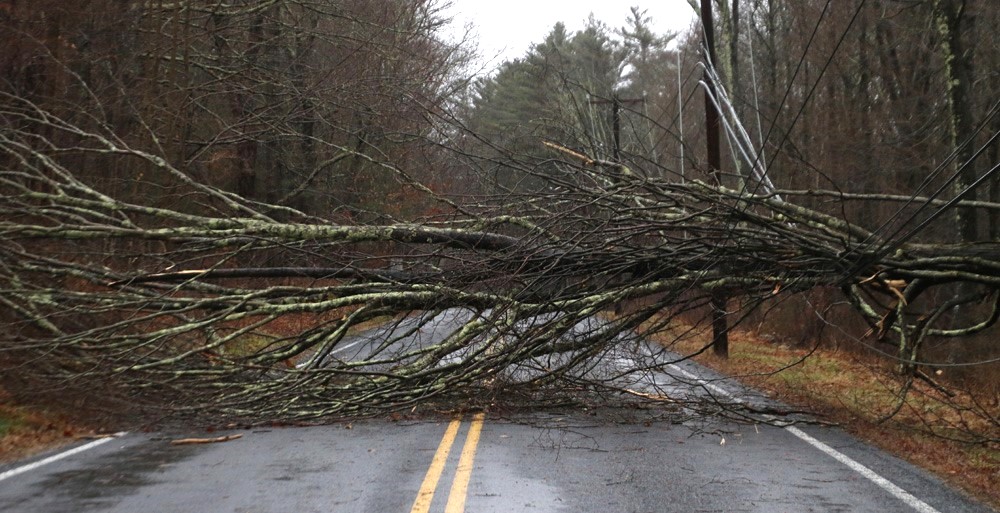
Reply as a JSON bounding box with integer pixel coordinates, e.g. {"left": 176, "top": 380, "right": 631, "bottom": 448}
{"left": 2, "top": 96, "right": 999, "bottom": 426}
{"left": 0, "top": 0, "right": 998, "bottom": 440}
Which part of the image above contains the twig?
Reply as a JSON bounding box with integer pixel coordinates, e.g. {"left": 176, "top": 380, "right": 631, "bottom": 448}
{"left": 170, "top": 434, "right": 243, "bottom": 445}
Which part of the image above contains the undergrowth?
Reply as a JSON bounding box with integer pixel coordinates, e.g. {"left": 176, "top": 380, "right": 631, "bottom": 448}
{"left": 0, "top": 388, "right": 95, "bottom": 463}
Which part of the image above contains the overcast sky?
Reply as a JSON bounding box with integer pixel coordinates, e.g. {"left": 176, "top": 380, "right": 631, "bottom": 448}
{"left": 443, "top": 0, "right": 699, "bottom": 68}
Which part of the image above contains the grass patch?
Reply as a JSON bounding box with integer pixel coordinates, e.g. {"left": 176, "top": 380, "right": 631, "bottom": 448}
{"left": 0, "top": 414, "right": 18, "bottom": 438}
{"left": 0, "top": 388, "right": 96, "bottom": 463}
{"left": 654, "top": 326, "right": 1000, "bottom": 509}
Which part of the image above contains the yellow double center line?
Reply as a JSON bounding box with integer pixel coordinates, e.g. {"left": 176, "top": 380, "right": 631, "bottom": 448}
{"left": 410, "top": 412, "right": 486, "bottom": 513}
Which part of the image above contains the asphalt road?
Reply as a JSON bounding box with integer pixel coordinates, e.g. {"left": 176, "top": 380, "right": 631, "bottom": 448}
{"left": 0, "top": 411, "right": 993, "bottom": 513}
{"left": 1, "top": 310, "right": 995, "bottom": 513}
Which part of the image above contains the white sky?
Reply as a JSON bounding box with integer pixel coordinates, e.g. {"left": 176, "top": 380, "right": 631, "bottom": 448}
{"left": 443, "top": 0, "right": 698, "bottom": 69}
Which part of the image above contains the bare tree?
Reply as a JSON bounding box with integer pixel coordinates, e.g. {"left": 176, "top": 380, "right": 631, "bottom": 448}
{"left": 0, "top": 1, "right": 998, "bottom": 442}
{"left": 3, "top": 81, "right": 999, "bottom": 423}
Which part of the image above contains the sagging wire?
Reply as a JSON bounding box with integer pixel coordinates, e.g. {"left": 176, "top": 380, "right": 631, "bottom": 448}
{"left": 696, "top": 62, "right": 781, "bottom": 201}
{"left": 871, "top": 100, "right": 1000, "bottom": 256}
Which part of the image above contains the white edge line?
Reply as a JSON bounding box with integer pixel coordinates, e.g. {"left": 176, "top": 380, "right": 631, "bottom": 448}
{"left": 784, "top": 426, "right": 940, "bottom": 513}
{"left": 666, "top": 364, "right": 941, "bottom": 513}
{"left": 0, "top": 432, "right": 127, "bottom": 483}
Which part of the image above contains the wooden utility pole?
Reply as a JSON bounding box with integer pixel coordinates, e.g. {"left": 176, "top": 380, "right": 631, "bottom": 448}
{"left": 590, "top": 94, "right": 645, "bottom": 163}
{"left": 701, "top": 0, "right": 721, "bottom": 185}
{"left": 702, "top": 0, "right": 730, "bottom": 358}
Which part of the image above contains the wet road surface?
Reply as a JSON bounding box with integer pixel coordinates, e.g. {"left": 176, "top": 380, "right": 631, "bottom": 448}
{"left": 1, "top": 409, "right": 994, "bottom": 512}
{"left": 1, "top": 309, "right": 995, "bottom": 512}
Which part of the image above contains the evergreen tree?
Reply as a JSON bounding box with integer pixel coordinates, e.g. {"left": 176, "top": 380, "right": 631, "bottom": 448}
{"left": 464, "top": 18, "right": 656, "bottom": 193}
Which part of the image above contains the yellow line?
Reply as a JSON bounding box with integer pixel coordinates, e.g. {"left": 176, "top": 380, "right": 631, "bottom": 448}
{"left": 410, "top": 417, "right": 462, "bottom": 513}
{"left": 444, "top": 412, "right": 485, "bottom": 513}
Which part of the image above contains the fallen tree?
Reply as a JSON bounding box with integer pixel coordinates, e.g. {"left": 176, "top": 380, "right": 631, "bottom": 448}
{"left": 2, "top": 91, "right": 999, "bottom": 431}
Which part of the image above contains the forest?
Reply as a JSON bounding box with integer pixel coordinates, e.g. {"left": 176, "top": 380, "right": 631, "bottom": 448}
{"left": 0, "top": 0, "right": 997, "bottom": 458}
